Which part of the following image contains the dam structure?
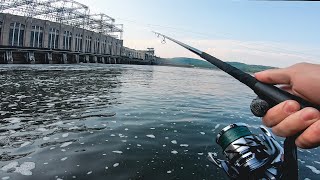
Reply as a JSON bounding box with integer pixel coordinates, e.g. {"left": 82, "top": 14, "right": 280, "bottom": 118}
{"left": 0, "top": 0, "right": 157, "bottom": 64}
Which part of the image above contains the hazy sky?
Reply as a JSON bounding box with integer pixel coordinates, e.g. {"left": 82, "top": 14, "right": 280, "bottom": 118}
{"left": 76, "top": 0, "right": 320, "bottom": 67}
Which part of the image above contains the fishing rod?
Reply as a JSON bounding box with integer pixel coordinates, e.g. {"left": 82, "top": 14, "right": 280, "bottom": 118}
{"left": 153, "top": 31, "right": 320, "bottom": 180}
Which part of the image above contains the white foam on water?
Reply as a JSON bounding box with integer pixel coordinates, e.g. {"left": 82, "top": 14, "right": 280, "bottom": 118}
{"left": 171, "top": 140, "right": 177, "bottom": 144}
{"left": 105, "top": 167, "right": 108, "bottom": 170}
{"left": 112, "top": 151, "right": 123, "bottom": 154}
{"left": 20, "top": 142, "right": 31, "bottom": 148}
{"left": 2, "top": 177, "right": 10, "bottom": 180}
{"left": 146, "top": 135, "right": 155, "bottom": 139}
{"left": 121, "top": 140, "right": 127, "bottom": 143}
{"left": 180, "top": 144, "right": 189, "bottom": 147}
{"left": 137, "top": 144, "right": 141, "bottom": 147}
{"left": 167, "top": 171, "right": 172, "bottom": 174}
{"left": 171, "top": 150, "right": 178, "bottom": 154}
{"left": 200, "top": 132, "right": 205, "bottom": 135}
{"left": 1, "top": 162, "right": 19, "bottom": 172}
{"left": 165, "top": 137, "right": 169, "bottom": 140}
{"left": 43, "top": 137, "right": 50, "bottom": 141}
{"left": 163, "top": 145, "right": 166, "bottom": 147}
{"left": 37, "top": 128, "right": 48, "bottom": 132}
{"left": 173, "top": 130, "right": 177, "bottom": 133}
{"left": 125, "top": 128, "right": 129, "bottom": 131}
{"left": 2, "top": 162, "right": 35, "bottom": 176}
{"left": 134, "top": 136, "right": 138, "bottom": 139}
{"left": 87, "top": 171, "right": 92, "bottom": 175}
{"left": 314, "top": 161, "right": 320, "bottom": 165}
{"left": 150, "top": 128, "right": 155, "bottom": 130}
{"left": 14, "top": 162, "right": 35, "bottom": 176}
{"left": 61, "top": 157, "right": 68, "bottom": 161}
{"left": 110, "top": 134, "right": 115, "bottom": 137}
{"left": 198, "top": 153, "right": 204, "bottom": 155}
{"left": 62, "top": 133, "right": 69, "bottom": 138}
{"left": 5, "top": 117, "right": 21, "bottom": 123}
{"left": 305, "top": 165, "right": 320, "bottom": 174}
{"left": 60, "top": 142, "right": 72, "bottom": 148}
{"left": 113, "top": 163, "right": 119, "bottom": 167}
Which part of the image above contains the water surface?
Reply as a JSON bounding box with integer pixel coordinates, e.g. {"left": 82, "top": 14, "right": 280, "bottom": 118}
{"left": 0, "top": 64, "right": 319, "bottom": 180}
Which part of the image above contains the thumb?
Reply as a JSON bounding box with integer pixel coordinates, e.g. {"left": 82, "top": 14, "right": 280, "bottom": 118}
{"left": 255, "top": 68, "right": 291, "bottom": 85}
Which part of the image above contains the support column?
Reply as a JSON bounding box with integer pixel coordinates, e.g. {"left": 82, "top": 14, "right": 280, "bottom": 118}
{"left": 63, "top": 53, "right": 68, "bottom": 64}
{"left": 75, "top": 54, "right": 80, "bottom": 63}
{"left": 93, "top": 56, "right": 98, "bottom": 63}
{"left": 47, "top": 53, "right": 53, "bottom": 64}
{"left": 114, "top": 58, "right": 117, "bottom": 64}
{"left": 102, "top": 57, "right": 105, "bottom": 64}
{"left": 108, "top": 57, "right": 111, "bottom": 64}
{"left": 28, "top": 52, "right": 35, "bottom": 64}
{"left": 5, "top": 51, "right": 13, "bottom": 64}
{"left": 85, "top": 55, "right": 90, "bottom": 63}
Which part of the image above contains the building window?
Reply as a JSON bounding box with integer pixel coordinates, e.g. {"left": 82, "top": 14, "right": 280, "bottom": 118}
{"left": 0, "top": 21, "right": 2, "bottom": 44}
{"left": 85, "top": 36, "right": 92, "bottom": 53}
{"left": 94, "top": 38, "right": 100, "bottom": 54}
{"left": 48, "top": 28, "right": 59, "bottom": 49}
{"left": 63, "top": 31, "right": 72, "bottom": 50}
{"left": 75, "top": 34, "right": 83, "bottom": 52}
{"left": 9, "top": 22, "right": 25, "bottom": 46}
{"left": 101, "top": 39, "right": 107, "bottom": 54}
{"left": 30, "top": 25, "right": 43, "bottom": 48}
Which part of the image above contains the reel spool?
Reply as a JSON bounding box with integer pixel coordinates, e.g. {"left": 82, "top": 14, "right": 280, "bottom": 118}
{"left": 208, "top": 123, "right": 284, "bottom": 180}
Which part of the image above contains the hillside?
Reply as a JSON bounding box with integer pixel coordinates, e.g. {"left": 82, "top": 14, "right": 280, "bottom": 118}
{"left": 157, "top": 57, "right": 274, "bottom": 73}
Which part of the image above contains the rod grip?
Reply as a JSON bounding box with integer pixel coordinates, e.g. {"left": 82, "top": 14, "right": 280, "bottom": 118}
{"left": 254, "top": 82, "right": 320, "bottom": 110}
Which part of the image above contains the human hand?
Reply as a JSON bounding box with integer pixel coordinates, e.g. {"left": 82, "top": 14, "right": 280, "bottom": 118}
{"left": 255, "top": 63, "right": 320, "bottom": 149}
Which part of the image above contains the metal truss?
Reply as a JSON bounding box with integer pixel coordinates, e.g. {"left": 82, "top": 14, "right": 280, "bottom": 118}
{"left": 0, "top": 0, "right": 123, "bottom": 39}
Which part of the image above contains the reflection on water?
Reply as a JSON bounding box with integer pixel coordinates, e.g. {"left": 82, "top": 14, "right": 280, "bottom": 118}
{"left": 0, "top": 64, "right": 319, "bottom": 180}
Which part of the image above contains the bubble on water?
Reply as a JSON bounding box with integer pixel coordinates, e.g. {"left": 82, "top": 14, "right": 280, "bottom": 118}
{"left": 105, "top": 167, "right": 108, "bottom": 170}
{"left": 113, "top": 163, "right": 119, "bottom": 167}
{"left": 180, "top": 144, "right": 189, "bottom": 147}
{"left": 171, "top": 140, "right": 177, "bottom": 144}
{"left": 305, "top": 165, "right": 320, "bottom": 174}
{"left": 61, "top": 157, "right": 68, "bottom": 161}
{"left": 62, "top": 133, "right": 69, "bottom": 138}
{"left": 20, "top": 142, "right": 31, "bottom": 148}
{"left": 112, "top": 151, "right": 123, "bottom": 154}
{"left": 60, "top": 142, "right": 72, "bottom": 148}
{"left": 171, "top": 150, "right": 178, "bottom": 154}
{"left": 146, "top": 135, "right": 155, "bottom": 139}
{"left": 43, "top": 137, "right": 50, "bottom": 141}
{"left": 181, "top": 167, "right": 184, "bottom": 169}
{"left": 37, "top": 128, "right": 48, "bottom": 132}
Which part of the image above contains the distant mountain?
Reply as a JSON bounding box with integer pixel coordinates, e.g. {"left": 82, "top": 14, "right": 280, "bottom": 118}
{"left": 157, "top": 57, "right": 274, "bottom": 73}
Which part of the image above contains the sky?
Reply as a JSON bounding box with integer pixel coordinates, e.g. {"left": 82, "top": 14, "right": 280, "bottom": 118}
{"left": 76, "top": 0, "right": 320, "bottom": 67}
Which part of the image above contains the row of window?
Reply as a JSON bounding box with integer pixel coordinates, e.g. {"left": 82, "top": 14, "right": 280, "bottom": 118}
{"left": 3, "top": 22, "right": 120, "bottom": 54}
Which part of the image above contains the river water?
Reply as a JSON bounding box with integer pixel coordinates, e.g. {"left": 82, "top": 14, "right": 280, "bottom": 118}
{"left": 0, "top": 64, "right": 319, "bottom": 180}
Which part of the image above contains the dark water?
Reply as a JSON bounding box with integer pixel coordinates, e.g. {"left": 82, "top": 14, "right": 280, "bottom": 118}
{"left": 0, "top": 64, "right": 319, "bottom": 180}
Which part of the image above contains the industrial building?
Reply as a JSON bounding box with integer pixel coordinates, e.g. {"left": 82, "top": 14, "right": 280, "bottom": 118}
{"left": 0, "top": 0, "right": 156, "bottom": 64}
